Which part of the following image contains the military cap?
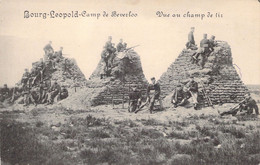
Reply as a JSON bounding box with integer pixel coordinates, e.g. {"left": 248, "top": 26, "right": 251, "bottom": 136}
{"left": 151, "top": 77, "right": 155, "bottom": 80}
{"left": 203, "top": 34, "right": 207, "bottom": 37}
{"left": 191, "top": 27, "right": 195, "bottom": 29}
{"left": 211, "top": 35, "right": 215, "bottom": 39}
{"left": 177, "top": 84, "right": 182, "bottom": 87}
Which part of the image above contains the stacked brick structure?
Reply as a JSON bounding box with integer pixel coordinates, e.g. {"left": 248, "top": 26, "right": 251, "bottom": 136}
{"left": 158, "top": 41, "right": 248, "bottom": 106}
{"left": 87, "top": 50, "right": 148, "bottom": 106}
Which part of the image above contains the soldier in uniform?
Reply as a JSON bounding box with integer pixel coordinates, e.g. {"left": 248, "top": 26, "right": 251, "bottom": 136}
{"left": 100, "top": 49, "right": 110, "bottom": 79}
{"left": 0, "top": 84, "right": 10, "bottom": 102}
{"left": 220, "top": 93, "right": 259, "bottom": 116}
{"left": 58, "top": 85, "right": 69, "bottom": 101}
{"left": 46, "top": 81, "right": 61, "bottom": 105}
{"left": 187, "top": 76, "right": 199, "bottom": 110}
{"left": 208, "top": 35, "right": 216, "bottom": 54}
{"left": 128, "top": 87, "right": 142, "bottom": 112}
{"left": 147, "top": 77, "right": 161, "bottom": 114}
{"left": 192, "top": 34, "right": 210, "bottom": 69}
{"left": 43, "top": 41, "right": 54, "bottom": 58}
{"left": 186, "top": 27, "right": 197, "bottom": 50}
{"left": 117, "top": 39, "right": 126, "bottom": 52}
{"left": 171, "top": 84, "right": 191, "bottom": 108}
{"left": 21, "top": 68, "right": 30, "bottom": 87}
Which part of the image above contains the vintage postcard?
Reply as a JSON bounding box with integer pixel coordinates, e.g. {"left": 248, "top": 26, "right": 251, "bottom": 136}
{"left": 0, "top": 0, "right": 260, "bottom": 164}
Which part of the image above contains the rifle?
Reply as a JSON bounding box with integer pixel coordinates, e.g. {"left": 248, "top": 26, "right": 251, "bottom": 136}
{"left": 199, "top": 82, "right": 214, "bottom": 108}
{"left": 229, "top": 98, "right": 247, "bottom": 112}
{"left": 125, "top": 45, "right": 140, "bottom": 51}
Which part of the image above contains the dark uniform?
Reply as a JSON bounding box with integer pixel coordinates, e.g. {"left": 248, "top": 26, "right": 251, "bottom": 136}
{"left": 21, "top": 71, "right": 30, "bottom": 87}
{"left": 47, "top": 82, "right": 61, "bottom": 104}
{"left": 0, "top": 85, "right": 10, "bottom": 102}
{"left": 147, "top": 82, "right": 161, "bottom": 113}
{"left": 128, "top": 89, "right": 142, "bottom": 112}
{"left": 187, "top": 78, "right": 198, "bottom": 109}
{"left": 58, "top": 87, "right": 69, "bottom": 101}
{"left": 117, "top": 42, "right": 125, "bottom": 52}
{"left": 221, "top": 96, "right": 259, "bottom": 116}
{"left": 171, "top": 86, "right": 190, "bottom": 107}
{"left": 43, "top": 43, "right": 54, "bottom": 56}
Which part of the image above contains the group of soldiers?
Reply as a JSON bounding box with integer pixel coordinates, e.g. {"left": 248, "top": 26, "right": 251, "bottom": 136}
{"left": 0, "top": 41, "right": 69, "bottom": 106}
{"left": 186, "top": 27, "right": 217, "bottom": 69}
{"left": 100, "top": 36, "right": 138, "bottom": 79}
{"left": 128, "top": 76, "right": 259, "bottom": 116}
{"left": 128, "top": 76, "right": 200, "bottom": 114}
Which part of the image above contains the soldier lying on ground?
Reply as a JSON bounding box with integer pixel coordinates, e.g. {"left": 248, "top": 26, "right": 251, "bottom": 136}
{"left": 128, "top": 87, "right": 142, "bottom": 112}
{"left": 0, "top": 84, "right": 10, "bottom": 102}
{"left": 220, "top": 93, "right": 259, "bottom": 116}
{"left": 186, "top": 27, "right": 198, "bottom": 50}
{"left": 171, "top": 84, "right": 191, "bottom": 108}
{"left": 135, "top": 77, "right": 160, "bottom": 114}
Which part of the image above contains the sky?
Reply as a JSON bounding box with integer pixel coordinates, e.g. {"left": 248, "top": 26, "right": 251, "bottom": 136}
{"left": 0, "top": 0, "right": 260, "bottom": 86}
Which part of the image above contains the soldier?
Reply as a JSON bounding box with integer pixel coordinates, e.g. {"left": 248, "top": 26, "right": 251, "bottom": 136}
{"left": 171, "top": 84, "right": 191, "bottom": 108}
{"left": 146, "top": 77, "right": 161, "bottom": 114}
{"left": 22, "top": 85, "right": 37, "bottom": 106}
{"left": 220, "top": 93, "right": 259, "bottom": 116}
{"left": 100, "top": 49, "right": 110, "bottom": 79}
{"left": 40, "top": 80, "right": 50, "bottom": 104}
{"left": 43, "top": 41, "right": 54, "bottom": 57}
{"left": 46, "top": 81, "right": 61, "bottom": 105}
{"left": 208, "top": 35, "right": 216, "bottom": 53}
{"left": 186, "top": 27, "right": 197, "bottom": 50}
{"left": 117, "top": 39, "right": 125, "bottom": 52}
{"left": 58, "top": 85, "right": 69, "bottom": 101}
{"left": 21, "top": 68, "right": 30, "bottom": 87}
{"left": 192, "top": 34, "right": 210, "bottom": 69}
{"left": 128, "top": 87, "right": 142, "bottom": 112}
{"left": 187, "top": 76, "right": 199, "bottom": 110}
{"left": 0, "top": 84, "right": 10, "bottom": 102}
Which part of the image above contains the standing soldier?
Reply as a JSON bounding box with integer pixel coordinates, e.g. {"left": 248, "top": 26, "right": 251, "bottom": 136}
{"left": 0, "top": 84, "right": 10, "bottom": 102}
{"left": 187, "top": 76, "right": 199, "bottom": 110}
{"left": 21, "top": 68, "right": 30, "bottom": 87}
{"left": 100, "top": 49, "right": 110, "bottom": 79}
{"left": 186, "top": 27, "right": 197, "bottom": 50}
{"left": 43, "top": 41, "right": 54, "bottom": 59}
{"left": 146, "top": 77, "right": 161, "bottom": 114}
{"left": 128, "top": 87, "right": 142, "bottom": 112}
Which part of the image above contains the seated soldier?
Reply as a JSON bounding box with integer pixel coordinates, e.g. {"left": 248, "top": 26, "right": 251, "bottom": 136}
{"left": 58, "top": 85, "right": 69, "bottom": 101}
{"left": 187, "top": 76, "right": 199, "bottom": 110}
{"left": 220, "top": 93, "right": 259, "bottom": 116}
{"left": 135, "top": 77, "right": 160, "bottom": 114}
{"left": 171, "top": 84, "right": 190, "bottom": 108}
{"left": 22, "top": 85, "right": 37, "bottom": 106}
{"left": 191, "top": 34, "right": 209, "bottom": 66}
{"left": 0, "top": 84, "right": 10, "bottom": 102}
{"left": 117, "top": 39, "right": 125, "bottom": 52}
{"left": 208, "top": 35, "right": 217, "bottom": 54}
{"left": 128, "top": 87, "right": 142, "bottom": 112}
{"left": 186, "top": 27, "right": 198, "bottom": 50}
{"left": 46, "top": 81, "right": 61, "bottom": 105}
{"left": 40, "top": 81, "right": 50, "bottom": 104}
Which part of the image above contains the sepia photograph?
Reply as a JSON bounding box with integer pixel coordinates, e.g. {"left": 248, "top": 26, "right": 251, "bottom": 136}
{"left": 0, "top": 0, "right": 260, "bottom": 164}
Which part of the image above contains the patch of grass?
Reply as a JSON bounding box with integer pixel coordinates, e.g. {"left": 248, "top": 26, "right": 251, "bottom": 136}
{"left": 219, "top": 125, "right": 246, "bottom": 138}
{"left": 114, "top": 119, "right": 138, "bottom": 127}
{"left": 141, "top": 118, "right": 161, "bottom": 126}
{"left": 167, "top": 131, "right": 190, "bottom": 140}
{"left": 89, "top": 129, "right": 110, "bottom": 139}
